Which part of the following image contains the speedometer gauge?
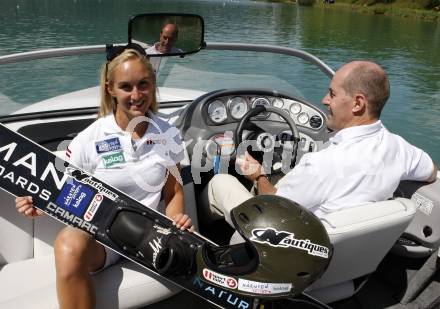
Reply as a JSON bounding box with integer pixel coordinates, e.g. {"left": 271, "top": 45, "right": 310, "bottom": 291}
{"left": 297, "top": 112, "right": 309, "bottom": 125}
{"left": 273, "top": 98, "right": 284, "bottom": 109}
{"left": 208, "top": 100, "right": 227, "bottom": 124}
{"left": 290, "top": 102, "right": 301, "bottom": 114}
{"left": 252, "top": 97, "right": 271, "bottom": 119}
{"left": 228, "top": 97, "right": 248, "bottom": 120}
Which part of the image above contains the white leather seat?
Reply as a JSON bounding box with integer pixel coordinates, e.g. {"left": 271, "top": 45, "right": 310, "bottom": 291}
{"left": 306, "top": 198, "right": 417, "bottom": 304}
{"left": 0, "top": 192, "right": 181, "bottom": 309}
{"left": 0, "top": 255, "right": 179, "bottom": 309}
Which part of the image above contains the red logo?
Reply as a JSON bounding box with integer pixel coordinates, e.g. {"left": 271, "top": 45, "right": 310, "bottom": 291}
{"left": 226, "top": 278, "right": 237, "bottom": 288}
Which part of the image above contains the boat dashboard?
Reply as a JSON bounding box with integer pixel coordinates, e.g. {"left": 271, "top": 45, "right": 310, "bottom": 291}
{"left": 177, "top": 88, "right": 330, "bottom": 184}
{"left": 204, "top": 94, "right": 324, "bottom": 131}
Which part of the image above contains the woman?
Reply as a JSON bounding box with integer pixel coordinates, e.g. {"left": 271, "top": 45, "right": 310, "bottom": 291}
{"left": 15, "top": 44, "right": 192, "bottom": 309}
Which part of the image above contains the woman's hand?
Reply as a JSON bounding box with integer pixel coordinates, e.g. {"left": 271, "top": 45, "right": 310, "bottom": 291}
{"left": 172, "top": 213, "right": 194, "bottom": 232}
{"left": 15, "top": 196, "right": 44, "bottom": 218}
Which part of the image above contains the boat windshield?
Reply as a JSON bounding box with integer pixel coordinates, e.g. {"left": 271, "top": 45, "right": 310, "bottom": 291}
{"left": 0, "top": 47, "right": 331, "bottom": 117}
{"left": 156, "top": 49, "right": 331, "bottom": 111}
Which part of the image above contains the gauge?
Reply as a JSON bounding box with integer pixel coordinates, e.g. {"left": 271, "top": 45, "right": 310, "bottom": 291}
{"left": 290, "top": 102, "right": 302, "bottom": 114}
{"left": 297, "top": 112, "right": 309, "bottom": 125}
{"left": 228, "top": 96, "right": 248, "bottom": 120}
{"left": 309, "top": 115, "right": 323, "bottom": 129}
{"left": 207, "top": 100, "right": 227, "bottom": 124}
{"left": 273, "top": 98, "right": 284, "bottom": 109}
{"left": 252, "top": 97, "right": 271, "bottom": 118}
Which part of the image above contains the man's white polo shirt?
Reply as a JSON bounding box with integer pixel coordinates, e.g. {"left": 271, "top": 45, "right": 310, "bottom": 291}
{"left": 276, "top": 121, "right": 434, "bottom": 218}
{"left": 146, "top": 44, "right": 183, "bottom": 55}
{"left": 67, "top": 112, "right": 184, "bottom": 212}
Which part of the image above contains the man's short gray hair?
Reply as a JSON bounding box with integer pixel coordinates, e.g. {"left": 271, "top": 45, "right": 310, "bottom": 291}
{"left": 342, "top": 62, "right": 390, "bottom": 118}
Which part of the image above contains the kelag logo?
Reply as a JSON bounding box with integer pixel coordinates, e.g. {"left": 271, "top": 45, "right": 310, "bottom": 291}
{"left": 102, "top": 151, "right": 125, "bottom": 168}
{"left": 56, "top": 179, "right": 94, "bottom": 217}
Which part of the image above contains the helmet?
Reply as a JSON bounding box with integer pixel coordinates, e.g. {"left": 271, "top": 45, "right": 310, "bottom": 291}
{"left": 196, "top": 195, "right": 332, "bottom": 298}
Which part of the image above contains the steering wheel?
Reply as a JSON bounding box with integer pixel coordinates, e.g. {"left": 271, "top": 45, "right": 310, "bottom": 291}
{"left": 234, "top": 105, "right": 300, "bottom": 182}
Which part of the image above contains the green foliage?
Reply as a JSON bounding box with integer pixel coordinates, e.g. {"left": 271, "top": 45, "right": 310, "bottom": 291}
{"left": 349, "top": 0, "right": 435, "bottom": 5}
{"left": 426, "top": 0, "right": 440, "bottom": 8}
{"left": 298, "top": 0, "right": 316, "bottom": 6}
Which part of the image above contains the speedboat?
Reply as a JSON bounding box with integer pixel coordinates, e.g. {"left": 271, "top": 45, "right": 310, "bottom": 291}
{"left": 0, "top": 13, "right": 439, "bottom": 309}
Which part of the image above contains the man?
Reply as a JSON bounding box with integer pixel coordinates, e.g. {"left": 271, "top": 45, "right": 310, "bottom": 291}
{"left": 206, "top": 61, "right": 437, "bottom": 225}
{"left": 146, "top": 23, "right": 183, "bottom": 55}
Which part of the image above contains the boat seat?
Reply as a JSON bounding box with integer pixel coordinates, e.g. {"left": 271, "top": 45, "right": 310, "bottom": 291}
{"left": 306, "top": 198, "right": 417, "bottom": 304}
{"left": 0, "top": 150, "right": 199, "bottom": 309}
{"left": 392, "top": 179, "right": 440, "bottom": 258}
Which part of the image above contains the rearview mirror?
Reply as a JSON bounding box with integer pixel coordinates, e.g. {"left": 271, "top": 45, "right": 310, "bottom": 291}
{"left": 128, "top": 13, "right": 205, "bottom": 57}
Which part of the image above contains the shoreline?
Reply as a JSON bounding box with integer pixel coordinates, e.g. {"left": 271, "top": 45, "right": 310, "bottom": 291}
{"left": 261, "top": 0, "right": 440, "bottom": 21}
{"left": 316, "top": 2, "right": 440, "bottom": 21}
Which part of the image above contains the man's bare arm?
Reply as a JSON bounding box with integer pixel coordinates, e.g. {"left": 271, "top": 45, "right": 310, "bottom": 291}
{"left": 255, "top": 175, "right": 277, "bottom": 195}
{"left": 426, "top": 163, "right": 438, "bottom": 183}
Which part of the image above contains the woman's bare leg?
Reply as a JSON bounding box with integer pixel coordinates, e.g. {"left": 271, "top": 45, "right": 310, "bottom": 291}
{"left": 54, "top": 226, "right": 106, "bottom": 309}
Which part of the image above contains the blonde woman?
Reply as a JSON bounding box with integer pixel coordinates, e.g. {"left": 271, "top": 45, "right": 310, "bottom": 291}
{"left": 15, "top": 44, "right": 192, "bottom": 309}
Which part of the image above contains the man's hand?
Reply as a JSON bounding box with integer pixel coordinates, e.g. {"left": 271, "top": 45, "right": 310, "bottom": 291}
{"left": 15, "top": 196, "right": 44, "bottom": 218}
{"left": 237, "top": 151, "right": 265, "bottom": 182}
{"left": 237, "top": 151, "right": 277, "bottom": 195}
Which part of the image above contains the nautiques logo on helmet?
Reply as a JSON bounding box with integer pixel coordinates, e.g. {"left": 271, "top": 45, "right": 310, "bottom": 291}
{"left": 250, "top": 228, "right": 329, "bottom": 259}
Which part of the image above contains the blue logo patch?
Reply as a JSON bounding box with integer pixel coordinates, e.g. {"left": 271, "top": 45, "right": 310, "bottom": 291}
{"left": 56, "top": 179, "right": 94, "bottom": 217}
{"left": 95, "top": 137, "right": 122, "bottom": 154}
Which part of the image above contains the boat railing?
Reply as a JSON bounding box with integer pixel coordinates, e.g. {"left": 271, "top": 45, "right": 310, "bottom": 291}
{"left": 0, "top": 42, "right": 335, "bottom": 77}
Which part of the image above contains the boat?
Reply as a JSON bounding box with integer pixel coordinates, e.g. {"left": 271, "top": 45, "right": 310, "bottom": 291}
{"left": 0, "top": 13, "right": 439, "bottom": 309}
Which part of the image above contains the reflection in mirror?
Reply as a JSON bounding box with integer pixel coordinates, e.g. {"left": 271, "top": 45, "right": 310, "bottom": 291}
{"left": 129, "top": 13, "right": 204, "bottom": 57}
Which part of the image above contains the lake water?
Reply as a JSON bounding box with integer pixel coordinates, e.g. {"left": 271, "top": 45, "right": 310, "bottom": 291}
{"left": 0, "top": 0, "right": 439, "bottom": 163}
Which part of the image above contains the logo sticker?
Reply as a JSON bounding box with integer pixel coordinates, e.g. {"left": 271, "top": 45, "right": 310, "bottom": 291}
{"left": 95, "top": 137, "right": 121, "bottom": 154}
{"left": 66, "top": 168, "right": 118, "bottom": 201}
{"left": 102, "top": 151, "right": 125, "bottom": 168}
{"left": 203, "top": 268, "right": 238, "bottom": 289}
{"left": 153, "top": 224, "right": 172, "bottom": 235}
{"left": 412, "top": 193, "right": 434, "bottom": 216}
{"left": 84, "top": 194, "right": 103, "bottom": 222}
{"left": 56, "top": 179, "right": 94, "bottom": 217}
{"left": 238, "top": 278, "right": 292, "bottom": 295}
{"left": 149, "top": 236, "right": 163, "bottom": 267}
{"left": 251, "top": 228, "right": 330, "bottom": 259}
{"left": 192, "top": 277, "right": 251, "bottom": 309}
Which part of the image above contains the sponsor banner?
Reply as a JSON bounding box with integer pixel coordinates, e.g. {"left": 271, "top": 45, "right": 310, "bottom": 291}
{"left": 84, "top": 193, "right": 103, "bottom": 222}
{"left": 102, "top": 151, "right": 125, "bottom": 168}
{"left": 238, "top": 278, "right": 292, "bottom": 295}
{"left": 203, "top": 268, "right": 238, "bottom": 290}
{"left": 95, "top": 137, "right": 121, "bottom": 154}
{"left": 56, "top": 179, "right": 94, "bottom": 216}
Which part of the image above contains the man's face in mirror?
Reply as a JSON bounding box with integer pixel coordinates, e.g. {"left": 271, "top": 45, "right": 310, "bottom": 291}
{"left": 158, "top": 23, "right": 178, "bottom": 53}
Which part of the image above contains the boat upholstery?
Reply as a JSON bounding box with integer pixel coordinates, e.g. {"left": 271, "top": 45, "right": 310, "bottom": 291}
{"left": 306, "top": 197, "right": 417, "bottom": 303}
{"left": 0, "top": 151, "right": 198, "bottom": 309}
{"left": 392, "top": 179, "right": 440, "bottom": 258}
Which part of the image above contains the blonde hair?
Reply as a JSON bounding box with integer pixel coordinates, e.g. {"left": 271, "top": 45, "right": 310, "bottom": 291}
{"left": 98, "top": 49, "right": 158, "bottom": 118}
